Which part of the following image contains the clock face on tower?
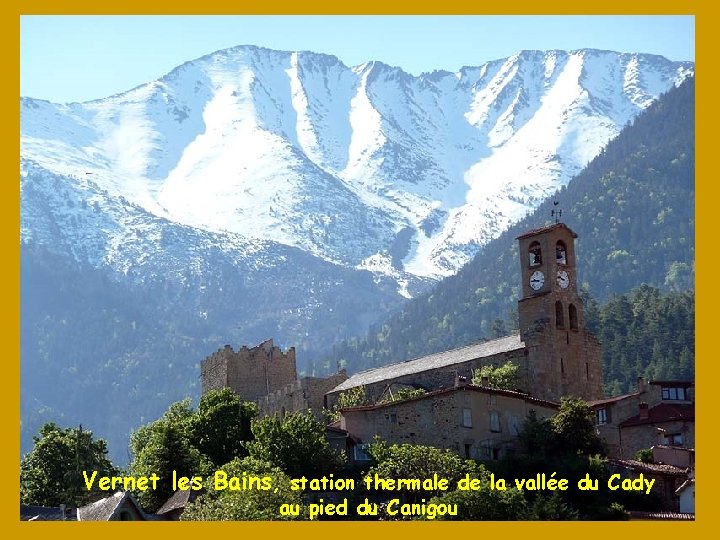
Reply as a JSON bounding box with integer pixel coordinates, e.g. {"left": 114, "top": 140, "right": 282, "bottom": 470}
{"left": 529, "top": 270, "right": 545, "bottom": 291}
{"left": 557, "top": 270, "right": 570, "bottom": 289}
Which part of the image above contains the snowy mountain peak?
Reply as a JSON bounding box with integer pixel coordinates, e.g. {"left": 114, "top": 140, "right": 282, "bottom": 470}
{"left": 21, "top": 46, "right": 693, "bottom": 286}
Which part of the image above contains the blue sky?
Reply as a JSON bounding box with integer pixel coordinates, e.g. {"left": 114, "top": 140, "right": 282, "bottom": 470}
{"left": 21, "top": 15, "right": 695, "bottom": 103}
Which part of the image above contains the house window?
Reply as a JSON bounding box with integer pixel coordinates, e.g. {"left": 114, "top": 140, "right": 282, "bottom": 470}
{"left": 596, "top": 408, "right": 610, "bottom": 425}
{"left": 509, "top": 415, "right": 520, "bottom": 436}
{"left": 463, "top": 408, "right": 472, "bottom": 428}
{"left": 464, "top": 443, "right": 472, "bottom": 458}
{"left": 664, "top": 433, "right": 683, "bottom": 446}
{"left": 491, "top": 448, "right": 501, "bottom": 460}
{"left": 661, "top": 386, "right": 687, "bottom": 401}
{"left": 555, "top": 301, "right": 565, "bottom": 328}
{"left": 489, "top": 411, "right": 501, "bottom": 433}
{"left": 390, "top": 413, "right": 397, "bottom": 424}
{"left": 556, "top": 241, "right": 567, "bottom": 265}
{"left": 529, "top": 242, "right": 542, "bottom": 267}
{"left": 569, "top": 304, "right": 578, "bottom": 330}
{"left": 354, "top": 443, "right": 372, "bottom": 461}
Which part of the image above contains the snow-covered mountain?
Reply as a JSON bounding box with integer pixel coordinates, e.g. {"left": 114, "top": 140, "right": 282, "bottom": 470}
{"left": 20, "top": 45, "right": 693, "bottom": 461}
{"left": 21, "top": 46, "right": 693, "bottom": 285}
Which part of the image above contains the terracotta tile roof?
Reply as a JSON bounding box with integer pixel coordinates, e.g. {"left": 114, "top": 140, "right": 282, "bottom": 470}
{"left": 628, "top": 511, "right": 694, "bottom": 520}
{"left": 330, "top": 334, "right": 525, "bottom": 393}
{"left": 608, "top": 458, "right": 689, "bottom": 476}
{"left": 676, "top": 478, "right": 695, "bottom": 494}
{"left": 619, "top": 402, "right": 694, "bottom": 427}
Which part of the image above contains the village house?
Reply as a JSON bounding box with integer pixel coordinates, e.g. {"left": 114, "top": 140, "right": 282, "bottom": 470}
{"left": 590, "top": 380, "right": 694, "bottom": 459}
{"left": 338, "top": 381, "right": 558, "bottom": 462}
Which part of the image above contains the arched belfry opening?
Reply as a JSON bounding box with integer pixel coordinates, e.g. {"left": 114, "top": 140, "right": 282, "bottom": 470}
{"left": 556, "top": 240, "right": 567, "bottom": 265}
{"left": 529, "top": 241, "right": 542, "bottom": 267}
{"left": 555, "top": 301, "right": 565, "bottom": 328}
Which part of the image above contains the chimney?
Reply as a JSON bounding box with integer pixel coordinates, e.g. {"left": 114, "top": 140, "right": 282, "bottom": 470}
{"left": 639, "top": 402, "right": 649, "bottom": 420}
{"left": 637, "top": 377, "right": 646, "bottom": 394}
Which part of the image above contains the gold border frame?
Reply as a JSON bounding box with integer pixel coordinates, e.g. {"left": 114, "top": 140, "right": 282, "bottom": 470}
{"left": 8, "top": 3, "right": 708, "bottom": 538}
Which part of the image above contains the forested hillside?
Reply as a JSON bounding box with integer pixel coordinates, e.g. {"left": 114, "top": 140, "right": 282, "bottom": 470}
{"left": 325, "top": 77, "right": 695, "bottom": 393}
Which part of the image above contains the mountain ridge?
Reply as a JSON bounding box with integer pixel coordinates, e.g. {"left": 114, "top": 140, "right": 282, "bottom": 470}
{"left": 21, "top": 46, "right": 693, "bottom": 282}
{"left": 326, "top": 76, "right": 695, "bottom": 380}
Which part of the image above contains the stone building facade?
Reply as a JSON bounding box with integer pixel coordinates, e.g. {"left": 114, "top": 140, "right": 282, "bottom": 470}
{"left": 200, "top": 339, "right": 297, "bottom": 402}
{"left": 339, "top": 383, "right": 558, "bottom": 461}
{"left": 591, "top": 380, "right": 694, "bottom": 459}
{"left": 328, "top": 223, "right": 605, "bottom": 407}
{"left": 516, "top": 224, "right": 604, "bottom": 401}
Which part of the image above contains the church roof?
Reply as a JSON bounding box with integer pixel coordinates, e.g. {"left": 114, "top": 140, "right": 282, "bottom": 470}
{"left": 330, "top": 334, "right": 525, "bottom": 393}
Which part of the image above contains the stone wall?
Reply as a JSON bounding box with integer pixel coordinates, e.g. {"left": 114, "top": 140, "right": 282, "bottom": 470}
{"left": 519, "top": 303, "right": 604, "bottom": 402}
{"left": 258, "top": 370, "right": 348, "bottom": 419}
{"left": 339, "top": 385, "right": 557, "bottom": 461}
{"left": 620, "top": 420, "right": 695, "bottom": 460}
{"left": 200, "top": 339, "right": 297, "bottom": 402}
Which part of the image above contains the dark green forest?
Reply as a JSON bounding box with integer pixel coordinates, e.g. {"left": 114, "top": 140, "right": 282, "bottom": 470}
{"left": 325, "top": 77, "right": 695, "bottom": 395}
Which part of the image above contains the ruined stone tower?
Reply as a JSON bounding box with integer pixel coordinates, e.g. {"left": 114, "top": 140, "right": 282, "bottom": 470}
{"left": 516, "top": 223, "right": 604, "bottom": 402}
{"left": 200, "top": 339, "right": 297, "bottom": 401}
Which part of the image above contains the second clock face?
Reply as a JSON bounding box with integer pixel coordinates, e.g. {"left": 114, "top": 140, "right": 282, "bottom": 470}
{"left": 529, "top": 270, "right": 545, "bottom": 291}
{"left": 557, "top": 270, "right": 570, "bottom": 289}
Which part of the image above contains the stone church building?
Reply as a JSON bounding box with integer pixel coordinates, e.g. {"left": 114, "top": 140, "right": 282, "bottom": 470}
{"left": 327, "top": 222, "right": 604, "bottom": 407}
{"left": 199, "top": 222, "right": 694, "bottom": 463}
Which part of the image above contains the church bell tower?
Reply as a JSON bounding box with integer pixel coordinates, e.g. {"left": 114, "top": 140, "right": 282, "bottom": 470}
{"left": 516, "top": 223, "right": 604, "bottom": 402}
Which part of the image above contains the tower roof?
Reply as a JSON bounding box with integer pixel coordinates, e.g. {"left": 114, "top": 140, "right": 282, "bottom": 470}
{"left": 516, "top": 222, "right": 578, "bottom": 240}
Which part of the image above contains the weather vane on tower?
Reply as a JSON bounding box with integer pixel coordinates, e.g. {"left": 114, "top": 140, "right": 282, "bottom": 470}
{"left": 551, "top": 200, "right": 563, "bottom": 224}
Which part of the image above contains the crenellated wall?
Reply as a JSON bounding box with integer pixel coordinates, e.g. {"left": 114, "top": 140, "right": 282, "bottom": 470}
{"left": 259, "top": 370, "right": 348, "bottom": 419}
{"left": 200, "top": 339, "right": 297, "bottom": 402}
